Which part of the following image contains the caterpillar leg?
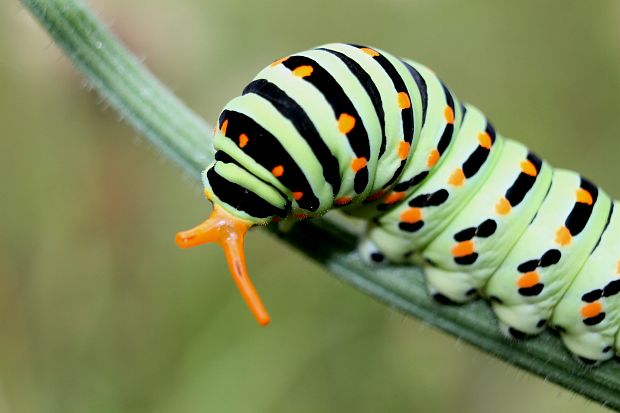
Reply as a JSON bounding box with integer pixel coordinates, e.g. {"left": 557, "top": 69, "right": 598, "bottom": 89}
{"left": 176, "top": 205, "right": 271, "bottom": 326}
{"left": 275, "top": 216, "right": 299, "bottom": 233}
{"left": 360, "top": 222, "right": 421, "bottom": 265}
{"left": 358, "top": 235, "right": 388, "bottom": 264}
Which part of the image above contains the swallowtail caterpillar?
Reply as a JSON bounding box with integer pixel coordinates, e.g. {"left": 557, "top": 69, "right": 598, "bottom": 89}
{"left": 176, "top": 43, "right": 620, "bottom": 365}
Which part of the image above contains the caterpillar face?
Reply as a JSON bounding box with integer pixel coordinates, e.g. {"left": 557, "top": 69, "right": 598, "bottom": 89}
{"left": 176, "top": 43, "right": 620, "bottom": 364}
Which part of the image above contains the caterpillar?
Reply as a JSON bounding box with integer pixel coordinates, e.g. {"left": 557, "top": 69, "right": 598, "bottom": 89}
{"left": 176, "top": 43, "right": 620, "bottom": 365}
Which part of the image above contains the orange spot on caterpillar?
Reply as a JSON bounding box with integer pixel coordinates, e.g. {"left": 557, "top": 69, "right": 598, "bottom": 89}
{"left": 555, "top": 226, "right": 572, "bottom": 246}
{"left": 517, "top": 271, "right": 540, "bottom": 289}
{"left": 427, "top": 149, "right": 440, "bottom": 167}
{"left": 294, "top": 213, "right": 311, "bottom": 220}
{"left": 365, "top": 191, "right": 385, "bottom": 202}
{"left": 397, "top": 92, "right": 411, "bottom": 109}
{"left": 271, "top": 217, "right": 282, "bottom": 223}
{"left": 383, "top": 191, "right": 405, "bottom": 205}
{"left": 270, "top": 56, "right": 289, "bottom": 67}
{"left": 444, "top": 106, "right": 455, "bottom": 124}
{"left": 334, "top": 197, "right": 352, "bottom": 206}
{"left": 451, "top": 240, "right": 475, "bottom": 257}
{"left": 520, "top": 160, "right": 537, "bottom": 176}
{"left": 361, "top": 47, "right": 379, "bottom": 57}
{"left": 351, "top": 157, "right": 368, "bottom": 172}
{"left": 576, "top": 188, "right": 593, "bottom": 205}
{"left": 581, "top": 301, "right": 603, "bottom": 318}
{"left": 338, "top": 113, "right": 356, "bottom": 134}
{"left": 271, "top": 165, "right": 284, "bottom": 177}
{"left": 496, "top": 197, "right": 512, "bottom": 215}
{"left": 478, "top": 131, "right": 492, "bottom": 149}
{"left": 293, "top": 65, "right": 313, "bottom": 77}
{"left": 448, "top": 168, "right": 465, "bottom": 187}
{"left": 400, "top": 207, "right": 422, "bottom": 224}
{"left": 292, "top": 192, "right": 304, "bottom": 201}
{"left": 239, "top": 133, "right": 249, "bottom": 148}
{"left": 221, "top": 119, "right": 229, "bottom": 136}
{"left": 398, "top": 141, "right": 411, "bottom": 160}
{"left": 616, "top": 260, "right": 620, "bottom": 275}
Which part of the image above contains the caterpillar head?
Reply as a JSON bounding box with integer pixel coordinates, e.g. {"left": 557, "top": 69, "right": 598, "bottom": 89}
{"left": 174, "top": 107, "right": 291, "bottom": 327}
{"left": 175, "top": 204, "right": 270, "bottom": 326}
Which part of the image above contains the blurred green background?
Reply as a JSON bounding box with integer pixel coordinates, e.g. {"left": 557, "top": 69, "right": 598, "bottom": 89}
{"left": 1, "top": 0, "right": 619, "bottom": 412}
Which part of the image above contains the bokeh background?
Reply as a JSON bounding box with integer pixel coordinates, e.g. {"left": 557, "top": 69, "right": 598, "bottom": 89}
{"left": 1, "top": 0, "right": 620, "bottom": 412}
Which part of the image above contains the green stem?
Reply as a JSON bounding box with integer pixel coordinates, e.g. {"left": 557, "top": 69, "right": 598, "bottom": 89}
{"left": 21, "top": 0, "right": 620, "bottom": 409}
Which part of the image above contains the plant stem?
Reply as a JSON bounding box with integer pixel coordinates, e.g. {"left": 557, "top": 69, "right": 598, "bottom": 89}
{"left": 21, "top": 0, "right": 620, "bottom": 409}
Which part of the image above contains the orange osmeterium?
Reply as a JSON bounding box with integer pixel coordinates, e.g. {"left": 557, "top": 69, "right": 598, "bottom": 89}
{"left": 175, "top": 205, "right": 270, "bottom": 326}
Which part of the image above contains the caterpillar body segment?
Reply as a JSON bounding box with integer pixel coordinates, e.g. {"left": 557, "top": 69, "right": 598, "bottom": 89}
{"left": 343, "top": 57, "right": 464, "bottom": 218}
{"left": 364, "top": 104, "right": 503, "bottom": 258}
{"left": 485, "top": 171, "right": 612, "bottom": 339}
{"left": 550, "top": 201, "right": 620, "bottom": 362}
{"left": 314, "top": 45, "right": 425, "bottom": 197}
{"left": 177, "top": 42, "right": 620, "bottom": 364}
{"left": 423, "top": 139, "right": 553, "bottom": 304}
